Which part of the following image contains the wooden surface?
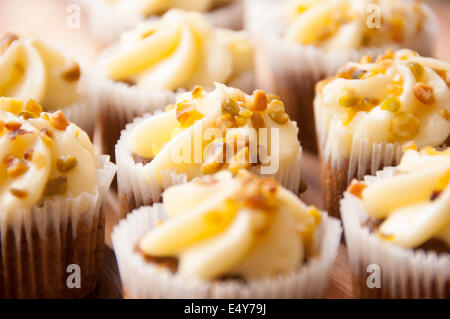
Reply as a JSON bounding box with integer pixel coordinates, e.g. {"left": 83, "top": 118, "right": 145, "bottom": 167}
{"left": 0, "top": 0, "right": 448, "bottom": 299}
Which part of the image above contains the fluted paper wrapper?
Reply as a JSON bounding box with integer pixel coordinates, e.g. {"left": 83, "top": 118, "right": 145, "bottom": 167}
{"left": 79, "top": 0, "right": 244, "bottom": 46}
{"left": 0, "top": 156, "right": 116, "bottom": 298}
{"left": 112, "top": 205, "right": 342, "bottom": 298}
{"left": 115, "top": 112, "right": 302, "bottom": 219}
{"left": 244, "top": 0, "right": 437, "bottom": 152}
{"left": 315, "top": 115, "right": 403, "bottom": 218}
{"left": 341, "top": 167, "right": 450, "bottom": 298}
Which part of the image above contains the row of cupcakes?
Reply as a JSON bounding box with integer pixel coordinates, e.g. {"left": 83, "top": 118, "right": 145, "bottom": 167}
{"left": 0, "top": 0, "right": 441, "bottom": 156}
{"left": 0, "top": 0, "right": 448, "bottom": 299}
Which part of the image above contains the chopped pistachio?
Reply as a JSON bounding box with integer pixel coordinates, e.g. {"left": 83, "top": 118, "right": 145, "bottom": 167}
{"left": 25, "top": 99, "right": 43, "bottom": 116}
{"left": 43, "top": 176, "right": 68, "bottom": 197}
{"left": 347, "top": 179, "right": 367, "bottom": 199}
{"left": 339, "top": 88, "right": 361, "bottom": 108}
{"left": 381, "top": 96, "right": 401, "bottom": 113}
{"left": 32, "top": 151, "right": 46, "bottom": 169}
{"left": 50, "top": 111, "right": 70, "bottom": 130}
{"left": 390, "top": 112, "right": 420, "bottom": 139}
{"left": 386, "top": 83, "right": 404, "bottom": 97}
{"left": 414, "top": 83, "right": 435, "bottom": 105}
{"left": 5, "top": 157, "right": 28, "bottom": 178}
{"left": 222, "top": 97, "right": 240, "bottom": 116}
{"left": 238, "top": 108, "right": 253, "bottom": 118}
{"left": 5, "top": 121, "right": 21, "bottom": 131}
{"left": 9, "top": 188, "right": 28, "bottom": 198}
{"left": 56, "top": 155, "right": 78, "bottom": 173}
{"left": 228, "top": 147, "right": 251, "bottom": 174}
{"left": 409, "top": 62, "right": 424, "bottom": 80}
{"left": 61, "top": 62, "right": 81, "bottom": 82}
{"left": 192, "top": 86, "right": 203, "bottom": 99}
{"left": 201, "top": 142, "right": 227, "bottom": 175}
{"left": 24, "top": 149, "right": 34, "bottom": 161}
{"left": 0, "top": 97, "right": 23, "bottom": 114}
{"left": 250, "top": 90, "right": 268, "bottom": 112}
{"left": 176, "top": 102, "right": 203, "bottom": 128}
{"left": 440, "top": 109, "right": 450, "bottom": 121}
{"left": 231, "top": 90, "right": 246, "bottom": 103}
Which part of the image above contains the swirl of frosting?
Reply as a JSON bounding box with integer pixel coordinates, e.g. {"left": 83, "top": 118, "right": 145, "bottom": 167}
{"left": 0, "top": 33, "right": 82, "bottom": 110}
{"left": 104, "top": 0, "right": 234, "bottom": 16}
{"left": 128, "top": 83, "right": 300, "bottom": 185}
{"left": 348, "top": 147, "right": 450, "bottom": 249}
{"left": 138, "top": 170, "right": 322, "bottom": 280}
{"left": 100, "top": 10, "right": 253, "bottom": 91}
{"left": 0, "top": 98, "right": 97, "bottom": 214}
{"left": 314, "top": 49, "right": 450, "bottom": 157}
{"left": 285, "top": 0, "right": 430, "bottom": 51}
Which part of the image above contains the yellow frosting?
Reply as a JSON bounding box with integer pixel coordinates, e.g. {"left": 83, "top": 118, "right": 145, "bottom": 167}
{"left": 315, "top": 49, "right": 450, "bottom": 157}
{"left": 0, "top": 98, "right": 97, "bottom": 214}
{"left": 358, "top": 147, "right": 450, "bottom": 249}
{"left": 285, "top": 0, "right": 428, "bottom": 51}
{"left": 128, "top": 83, "right": 300, "bottom": 184}
{"left": 101, "top": 10, "right": 253, "bottom": 91}
{"left": 0, "top": 33, "right": 82, "bottom": 110}
{"left": 104, "top": 0, "right": 233, "bottom": 16}
{"left": 139, "top": 170, "right": 321, "bottom": 280}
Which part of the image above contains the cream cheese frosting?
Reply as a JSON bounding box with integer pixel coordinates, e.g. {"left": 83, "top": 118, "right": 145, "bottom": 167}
{"left": 0, "top": 33, "right": 82, "bottom": 111}
{"left": 0, "top": 98, "right": 97, "bottom": 214}
{"left": 314, "top": 49, "right": 450, "bottom": 158}
{"left": 104, "top": 0, "right": 234, "bottom": 17}
{"left": 100, "top": 10, "right": 253, "bottom": 92}
{"left": 138, "top": 170, "right": 322, "bottom": 280}
{"left": 285, "top": 0, "right": 428, "bottom": 52}
{"left": 128, "top": 83, "right": 300, "bottom": 184}
{"left": 349, "top": 147, "right": 450, "bottom": 249}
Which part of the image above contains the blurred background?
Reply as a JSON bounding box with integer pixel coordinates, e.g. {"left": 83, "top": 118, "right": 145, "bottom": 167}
{"left": 0, "top": 0, "right": 449, "bottom": 63}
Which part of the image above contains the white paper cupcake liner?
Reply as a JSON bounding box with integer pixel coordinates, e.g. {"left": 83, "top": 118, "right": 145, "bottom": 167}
{"left": 314, "top": 111, "right": 404, "bottom": 217}
{"left": 0, "top": 156, "right": 116, "bottom": 298}
{"left": 112, "top": 204, "right": 342, "bottom": 298}
{"left": 244, "top": 0, "right": 437, "bottom": 151}
{"left": 78, "top": 0, "right": 244, "bottom": 46}
{"left": 341, "top": 167, "right": 450, "bottom": 298}
{"left": 115, "top": 112, "right": 303, "bottom": 219}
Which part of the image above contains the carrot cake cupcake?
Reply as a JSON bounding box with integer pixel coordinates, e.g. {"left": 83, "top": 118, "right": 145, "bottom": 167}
{"left": 341, "top": 147, "right": 449, "bottom": 298}
{"left": 112, "top": 170, "right": 342, "bottom": 298}
{"left": 115, "top": 84, "right": 302, "bottom": 218}
{"left": 80, "top": 0, "right": 244, "bottom": 45}
{"left": 94, "top": 9, "right": 254, "bottom": 158}
{"left": 314, "top": 49, "right": 450, "bottom": 218}
{"left": 0, "top": 98, "right": 116, "bottom": 298}
{"left": 245, "top": 0, "right": 437, "bottom": 151}
{"left": 0, "top": 33, "right": 94, "bottom": 133}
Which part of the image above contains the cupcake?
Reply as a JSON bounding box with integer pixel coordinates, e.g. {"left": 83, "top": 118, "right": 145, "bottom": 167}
{"left": 112, "top": 170, "right": 342, "bottom": 298}
{"left": 116, "top": 83, "right": 302, "bottom": 218}
{"left": 314, "top": 49, "right": 450, "bottom": 218}
{"left": 245, "top": 0, "right": 437, "bottom": 152}
{"left": 80, "top": 0, "right": 244, "bottom": 46}
{"left": 0, "top": 98, "right": 116, "bottom": 298}
{"left": 341, "top": 147, "right": 449, "bottom": 298}
{"left": 94, "top": 9, "right": 254, "bottom": 159}
{"left": 0, "top": 33, "right": 94, "bottom": 134}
